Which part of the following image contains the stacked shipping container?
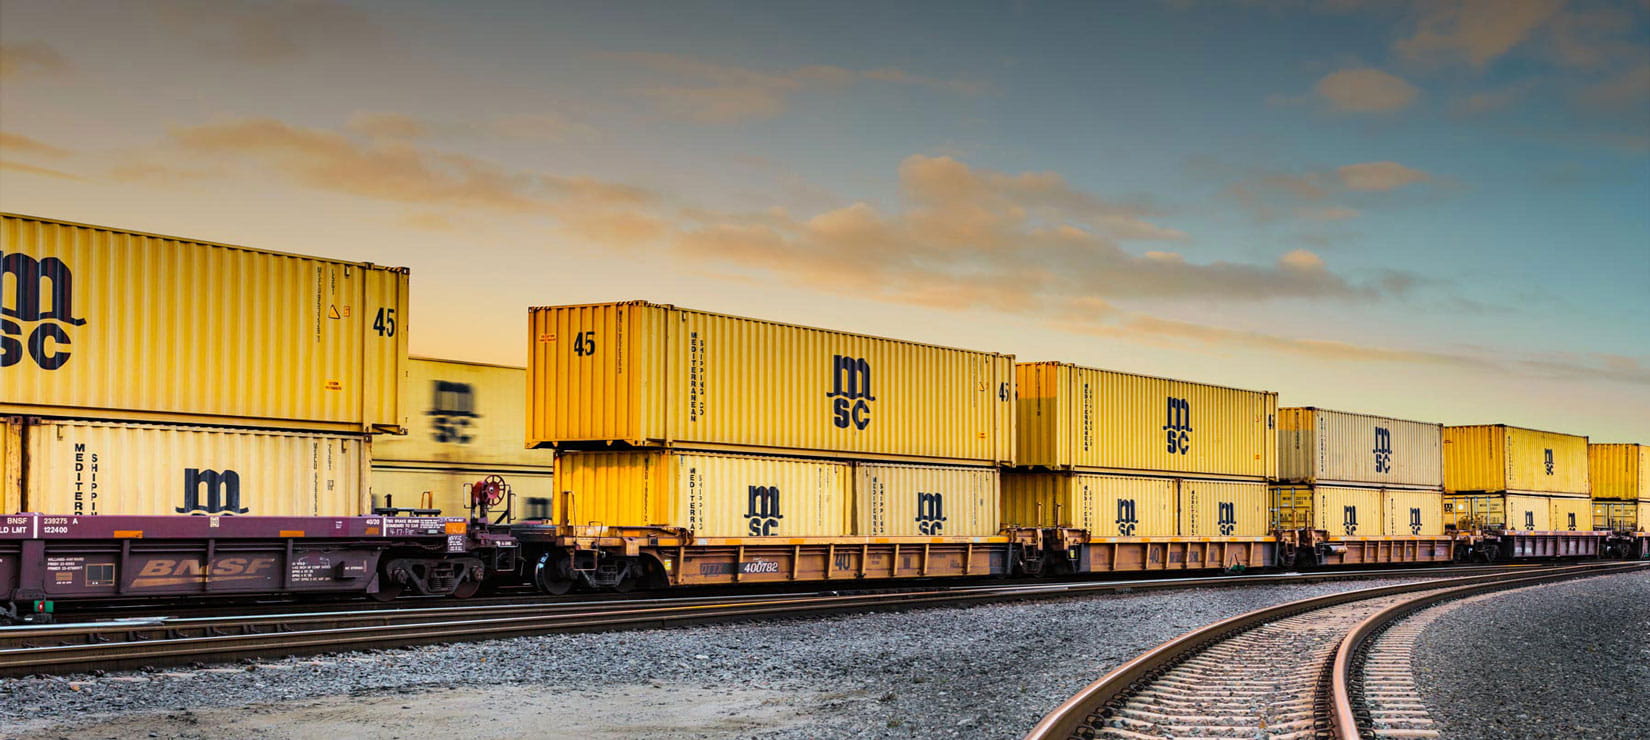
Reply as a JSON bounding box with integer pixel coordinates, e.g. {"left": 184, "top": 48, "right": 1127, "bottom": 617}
{"left": 1271, "top": 408, "right": 1445, "bottom": 537}
{"left": 531, "top": 302, "right": 1012, "bottom": 538}
{"left": 1004, "top": 363, "right": 1278, "bottom": 537}
{"left": 1442, "top": 425, "right": 1591, "bottom": 532}
{"left": 1589, "top": 443, "right": 1648, "bottom": 533}
{"left": 2, "top": 213, "right": 409, "bottom": 517}
{"left": 369, "top": 358, "right": 553, "bottom": 522}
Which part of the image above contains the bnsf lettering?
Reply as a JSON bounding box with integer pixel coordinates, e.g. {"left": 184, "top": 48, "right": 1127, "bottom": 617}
{"left": 1, "top": 250, "right": 86, "bottom": 370}
{"left": 827, "top": 355, "right": 875, "bottom": 430}
{"left": 177, "top": 469, "right": 250, "bottom": 515}
{"left": 914, "top": 492, "right": 946, "bottom": 536}
{"left": 1163, "top": 397, "right": 1192, "bottom": 455}
{"left": 137, "top": 557, "right": 278, "bottom": 578}
{"left": 1373, "top": 427, "right": 1392, "bottom": 474}
{"left": 745, "top": 485, "right": 782, "bottom": 536}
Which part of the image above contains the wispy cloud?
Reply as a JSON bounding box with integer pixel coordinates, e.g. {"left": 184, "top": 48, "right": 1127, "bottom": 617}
{"left": 602, "top": 52, "right": 986, "bottom": 123}
{"left": 1224, "top": 160, "right": 1436, "bottom": 222}
{"left": 0, "top": 131, "right": 72, "bottom": 158}
{"left": 0, "top": 42, "right": 71, "bottom": 80}
{"left": 1313, "top": 67, "right": 1420, "bottom": 113}
{"left": 1396, "top": 0, "right": 1564, "bottom": 68}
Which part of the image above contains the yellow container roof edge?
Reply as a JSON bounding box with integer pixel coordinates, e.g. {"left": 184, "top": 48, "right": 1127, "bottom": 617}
{"left": 409, "top": 355, "right": 526, "bottom": 371}
{"left": 1020, "top": 361, "right": 1280, "bottom": 397}
{"left": 3, "top": 212, "right": 411, "bottom": 272}
{"left": 529, "top": 301, "right": 1016, "bottom": 358}
{"left": 1446, "top": 423, "right": 1590, "bottom": 438}
{"left": 1281, "top": 406, "right": 1444, "bottom": 428}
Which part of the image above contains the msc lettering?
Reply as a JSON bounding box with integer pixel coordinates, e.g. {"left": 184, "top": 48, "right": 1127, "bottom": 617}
{"left": 1, "top": 250, "right": 87, "bottom": 370}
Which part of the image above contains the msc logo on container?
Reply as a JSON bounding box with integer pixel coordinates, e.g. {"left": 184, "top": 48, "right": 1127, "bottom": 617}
{"left": 1162, "top": 397, "right": 1192, "bottom": 455}
{"left": 1566, "top": 512, "right": 1576, "bottom": 531}
{"left": 745, "top": 485, "right": 782, "bottom": 535}
{"left": 177, "top": 469, "right": 250, "bottom": 515}
{"left": 1373, "top": 427, "right": 1393, "bottom": 474}
{"left": 1, "top": 250, "right": 87, "bottom": 370}
{"left": 914, "top": 492, "right": 946, "bottom": 535}
{"left": 429, "top": 380, "right": 477, "bottom": 444}
{"left": 1115, "top": 498, "right": 1138, "bottom": 536}
{"left": 1543, "top": 448, "right": 1554, "bottom": 475}
{"left": 1342, "top": 506, "right": 1359, "bottom": 536}
{"left": 1523, "top": 511, "right": 1535, "bottom": 531}
{"left": 1408, "top": 507, "right": 1423, "bottom": 535}
{"left": 1217, "top": 501, "right": 1236, "bottom": 536}
{"left": 827, "top": 354, "right": 875, "bottom": 430}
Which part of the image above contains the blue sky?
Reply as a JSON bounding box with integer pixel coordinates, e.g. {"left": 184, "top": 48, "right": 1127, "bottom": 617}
{"left": 2, "top": 0, "right": 1647, "bottom": 439}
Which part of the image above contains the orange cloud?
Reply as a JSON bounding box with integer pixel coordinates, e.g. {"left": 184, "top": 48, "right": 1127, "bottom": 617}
{"left": 1314, "top": 68, "right": 1420, "bottom": 113}
{"left": 1396, "top": 0, "right": 1564, "bottom": 68}
{"left": 1336, "top": 162, "right": 1432, "bottom": 191}
{"left": 1225, "top": 161, "right": 1434, "bottom": 222}
{"left": 0, "top": 131, "right": 71, "bottom": 158}
{"left": 0, "top": 42, "right": 70, "bottom": 80}
{"left": 0, "top": 160, "right": 84, "bottom": 181}
{"left": 155, "top": 0, "right": 381, "bottom": 62}
{"left": 347, "top": 112, "right": 430, "bottom": 140}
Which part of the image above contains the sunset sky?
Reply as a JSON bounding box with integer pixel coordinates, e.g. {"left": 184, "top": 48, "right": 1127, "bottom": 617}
{"left": 2, "top": 0, "right": 1647, "bottom": 441}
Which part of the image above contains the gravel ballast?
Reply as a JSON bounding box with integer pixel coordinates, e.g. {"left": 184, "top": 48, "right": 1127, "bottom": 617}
{"left": 1413, "top": 569, "right": 1650, "bottom": 740}
{"left": 1, "top": 576, "right": 1446, "bottom": 739}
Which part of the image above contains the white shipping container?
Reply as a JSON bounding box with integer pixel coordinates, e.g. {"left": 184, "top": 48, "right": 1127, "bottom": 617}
{"left": 1277, "top": 408, "right": 1442, "bottom": 488}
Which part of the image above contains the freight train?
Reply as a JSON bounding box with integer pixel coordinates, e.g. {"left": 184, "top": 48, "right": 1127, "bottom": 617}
{"left": 2, "top": 213, "right": 1646, "bottom": 622}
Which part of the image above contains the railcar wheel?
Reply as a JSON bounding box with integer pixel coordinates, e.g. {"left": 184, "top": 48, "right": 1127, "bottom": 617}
{"left": 369, "top": 579, "right": 405, "bottom": 602}
{"left": 452, "top": 577, "right": 482, "bottom": 599}
{"left": 612, "top": 572, "right": 638, "bottom": 594}
{"left": 534, "top": 552, "right": 575, "bottom": 595}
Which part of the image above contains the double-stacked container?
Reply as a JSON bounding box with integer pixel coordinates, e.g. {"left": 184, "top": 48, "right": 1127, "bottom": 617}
{"left": 369, "top": 358, "right": 554, "bottom": 522}
{"left": 1271, "top": 408, "right": 1445, "bottom": 537}
{"left": 2, "top": 213, "right": 408, "bottom": 517}
{"left": 1589, "top": 443, "right": 1648, "bottom": 533}
{"left": 527, "top": 302, "right": 1015, "bottom": 538}
{"left": 1443, "top": 425, "right": 1590, "bottom": 532}
{"left": 1003, "top": 363, "right": 1278, "bottom": 537}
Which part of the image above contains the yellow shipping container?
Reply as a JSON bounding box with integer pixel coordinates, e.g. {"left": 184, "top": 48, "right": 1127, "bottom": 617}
{"left": 1016, "top": 363, "right": 1277, "bottom": 480}
{"left": 10, "top": 418, "right": 368, "bottom": 517}
{"left": 0, "top": 417, "right": 17, "bottom": 513}
{"left": 1, "top": 214, "right": 408, "bottom": 434}
{"left": 1277, "top": 408, "right": 1442, "bottom": 488}
{"left": 1443, "top": 425, "right": 1588, "bottom": 495}
{"left": 527, "top": 302, "right": 1015, "bottom": 465}
{"left": 1444, "top": 493, "right": 1553, "bottom": 532}
{"left": 371, "top": 357, "right": 549, "bottom": 470}
{"left": 855, "top": 462, "right": 999, "bottom": 537}
{"left": 553, "top": 450, "right": 852, "bottom": 537}
{"left": 370, "top": 466, "right": 554, "bottom": 523}
{"left": 1179, "top": 479, "right": 1270, "bottom": 536}
{"left": 1383, "top": 489, "right": 1445, "bottom": 537}
{"left": 1588, "top": 443, "right": 1648, "bottom": 500}
{"left": 1548, "top": 496, "right": 1590, "bottom": 533}
{"left": 1001, "top": 472, "right": 1178, "bottom": 535}
{"left": 1272, "top": 485, "right": 1444, "bottom": 537}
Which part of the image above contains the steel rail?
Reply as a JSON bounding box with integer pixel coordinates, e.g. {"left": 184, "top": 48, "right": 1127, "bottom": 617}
{"left": 1024, "top": 561, "right": 1647, "bottom": 740}
{"left": 0, "top": 563, "right": 1559, "bottom": 677}
{"left": 1, "top": 563, "right": 1542, "bottom": 652}
{"left": 1325, "top": 563, "right": 1647, "bottom": 738}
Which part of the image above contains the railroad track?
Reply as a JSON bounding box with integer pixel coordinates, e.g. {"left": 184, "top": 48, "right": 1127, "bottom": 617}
{"left": 1026, "top": 561, "right": 1648, "bottom": 740}
{"left": 0, "top": 563, "right": 1540, "bottom": 677}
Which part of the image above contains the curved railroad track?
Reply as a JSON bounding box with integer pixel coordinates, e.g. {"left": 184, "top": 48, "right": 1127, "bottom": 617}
{"left": 0, "top": 563, "right": 1539, "bottom": 677}
{"left": 1025, "top": 561, "right": 1648, "bottom": 740}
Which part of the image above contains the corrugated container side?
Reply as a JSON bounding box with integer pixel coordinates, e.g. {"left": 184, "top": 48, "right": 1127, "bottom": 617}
{"left": 1179, "top": 479, "right": 1270, "bottom": 537}
{"left": 0, "top": 418, "right": 18, "bottom": 513}
{"left": 1277, "top": 408, "right": 1442, "bottom": 487}
{"left": 1444, "top": 493, "right": 1552, "bottom": 532}
{"left": 1015, "top": 363, "right": 1276, "bottom": 479}
{"left": 1001, "top": 472, "right": 1178, "bottom": 536}
{"left": 1548, "top": 496, "right": 1590, "bottom": 533}
{"left": 1444, "top": 425, "right": 1588, "bottom": 495}
{"left": 1383, "top": 489, "right": 1444, "bottom": 536}
{"left": 854, "top": 463, "right": 999, "bottom": 537}
{"left": 554, "top": 450, "right": 853, "bottom": 537}
{"left": 15, "top": 419, "right": 369, "bottom": 517}
{"left": 1592, "top": 500, "right": 1638, "bottom": 531}
{"left": 1313, "top": 486, "right": 1383, "bottom": 537}
{"left": 1587, "top": 443, "right": 1647, "bottom": 500}
{"left": 1, "top": 213, "right": 409, "bottom": 433}
{"left": 371, "top": 358, "right": 550, "bottom": 469}
{"left": 528, "top": 302, "right": 1015, "bottom": 465}
{"left": 369, "top": 466, "right": 554, "bottom": 523}
{"left": 1270, "top": 484, "right": 1313, "bottom": 530}
{"left": 1641, "top": 501, "right": 1650, "bottom": 533}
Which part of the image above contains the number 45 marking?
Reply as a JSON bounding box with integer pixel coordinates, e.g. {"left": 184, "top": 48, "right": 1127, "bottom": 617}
{"left": 573, "top": 331, "right": 598, "bottom": 356}
{"left": 373, "top": 308, "right": 397, "bottom": 337}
